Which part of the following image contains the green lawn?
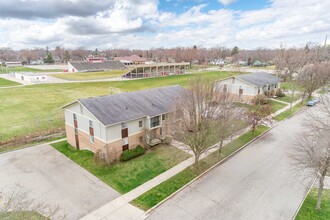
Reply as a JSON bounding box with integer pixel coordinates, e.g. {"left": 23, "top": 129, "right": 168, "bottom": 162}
{"left": 131, "top": 125, "right": 269, "bottom": 210}
{"left": 50, "top": 70, "right": 129, "bottom": 80}
{"left": 295, "top": 189, "right": 330, "bottom": 220}
{"left": 0, "top": 211, "right": 46, "bottom": 220}
{"left": 276, "top": 94, "right": 301, "bottom": 103}
{"left": 0, "top": 71, "right": 239, "bottom": 142}
{"left": 52, "top": 141, "right": 190, "bottom": 194}
{"left": 274, "top": 101, "right": 306, "bottom": 121}
{"left": 281, "top": 82, "right": 304, "bottom": 91}
{"left": 269, "top": 99, "right": 288, "bottom": 113}
{"left": 0, "top": 78, "right": 20, "bottom": 87}
{"left": 0, "top": 66, "right": 62, "bottom": 73}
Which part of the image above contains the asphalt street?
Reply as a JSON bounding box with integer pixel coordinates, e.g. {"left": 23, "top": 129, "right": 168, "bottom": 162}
{"left": 147, "top": 107, "right": 313, "bottom": 220}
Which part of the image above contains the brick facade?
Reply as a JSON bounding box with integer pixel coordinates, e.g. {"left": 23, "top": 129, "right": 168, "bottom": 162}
{"left": 66, "top": 124, "right": 145, "bottom": 161}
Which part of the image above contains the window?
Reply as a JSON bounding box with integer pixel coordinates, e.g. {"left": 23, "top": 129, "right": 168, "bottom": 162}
{"left": 89, "top": 135, "right": 94, "bottom": 143}
{"left": 258, "top": 88, "right": 260, "bottom": 94}
{"left": 150, "top": 116, "right": 160, "bottom": 128}
{"left": 122, "top": 145, "right": 129, "bottom": 151}
{"left": 122, "top": 137, "right": 128, "bottom": 146}
{"left": 139, "top": 120, "right": 143, "bottom": 128}
{"left": 239, "top": 87, "right": 243, "bottom": 97}
{"left": 121, "top": 122, "right": 127, "bottom": 128}
{"left": 275, "top": 84, "right": 277, "bottom": 89}
{"left": 223, "top": 84, "right": 227, "bottom": 93}
{"left": 89, "top": 120, "right": 93, "bottom": 128}
{"left": 73, "top": 113, "right": 77, "bottom": 120}
{"left": 162, "top": 114, "right": 165, "bottom": 121}
{"left": 268, "top": 85, "right": 271, "bottom": 90}
{"left": 74, "top": 128, "right": 78, "bottom": 135}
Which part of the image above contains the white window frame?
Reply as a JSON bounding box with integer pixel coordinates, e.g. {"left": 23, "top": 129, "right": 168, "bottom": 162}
{"left": 89, "top": 135, "right": 94, "bottom": 143}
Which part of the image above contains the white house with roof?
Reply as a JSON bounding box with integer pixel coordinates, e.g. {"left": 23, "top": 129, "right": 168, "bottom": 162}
{"left": 62, "top": 85, "right": 185, "bottom": 160}
{"left": 14, "top": 72, "right": 47, "bottom": 82}
{"left": 214, "top": 72, "right": 282, "bottom": 102}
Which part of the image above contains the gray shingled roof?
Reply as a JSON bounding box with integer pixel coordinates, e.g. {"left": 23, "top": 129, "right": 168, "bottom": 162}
{"left": 69, "top": 61, "right": 127, "bottom": 72}
{"left": 78, "top": 85, "right": 185, "bottom": 126}
{"left": 236, "top": 72, "right": 282, "bottom": 87}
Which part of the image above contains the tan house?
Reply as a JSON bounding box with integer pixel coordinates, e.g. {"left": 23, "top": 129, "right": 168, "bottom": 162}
{"left": 62, "top": 85, "right": 185, "bottom": 160}
{"left": 214, "top": 72, "right": 282, "bottom": 102}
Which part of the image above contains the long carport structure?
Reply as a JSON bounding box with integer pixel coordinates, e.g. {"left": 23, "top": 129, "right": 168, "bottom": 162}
{"left": 123, "top": 62, "right": 191, "bottom": 78}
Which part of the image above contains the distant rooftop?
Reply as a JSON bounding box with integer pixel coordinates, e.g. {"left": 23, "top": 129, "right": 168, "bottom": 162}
{"left": 69, "top": 60, "right": 127, "bottom": 72}
{"left": 74, "top": 85, "right": 185, "bottom": 126}
{"left": 113, "top": 55, "right": 146, "bottom": 63}
{"left": 236, "top": 72, "right": 282, "bottom": 87}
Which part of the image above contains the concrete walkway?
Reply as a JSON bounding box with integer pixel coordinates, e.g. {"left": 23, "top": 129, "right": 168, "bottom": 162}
{"left": 271, "top": 98, "right": 303, "bottom": 117}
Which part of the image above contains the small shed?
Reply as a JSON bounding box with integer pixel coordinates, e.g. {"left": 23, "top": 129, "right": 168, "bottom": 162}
{"left": 14, "top": 72, "right": 47, "bottom": 82}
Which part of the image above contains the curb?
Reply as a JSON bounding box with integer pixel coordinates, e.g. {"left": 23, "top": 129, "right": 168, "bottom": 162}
{"left": 0, "top": 137, "right": 67, "bottom": 155}
{"left": 291, "top": 177, "right": 317, "bottom": 220}
{"left": 143, "top": 125, "right": 275, "bottom": 219}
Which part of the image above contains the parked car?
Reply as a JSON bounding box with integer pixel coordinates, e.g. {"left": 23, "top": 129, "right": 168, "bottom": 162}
{"left": 306, "top": 100, "right": 316, "bottom": 106}
{"left": 312, "top": 98, "right": 320, "bottom": 103}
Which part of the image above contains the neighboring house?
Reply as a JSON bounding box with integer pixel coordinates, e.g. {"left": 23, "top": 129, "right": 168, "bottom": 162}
{"left": 62, "top": 85, "right": 185, "bottom": 160}
{"left": 13, "top": 72, "right": 47, "bottom": 82}
{"left": 214, "top": 72, "right": 282, "bottom": 102}
{"left": 113, "top": 54, "right": 146, "bottom": 65}
{"left": 67, "top": 60, "right": 127, "bottom": 72}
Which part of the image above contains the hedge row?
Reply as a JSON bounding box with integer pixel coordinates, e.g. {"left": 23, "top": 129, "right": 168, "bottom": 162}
{"left": 120, "top": 145, "right": 145, "bottom": 161}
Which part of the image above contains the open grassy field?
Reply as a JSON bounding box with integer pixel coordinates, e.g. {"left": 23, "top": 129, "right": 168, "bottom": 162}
{"left": 132, "top": 125, "right": 269, "bottom": 210}
{"left": 50, "top": 69, "right": 129, "bottom": 80}
{"left": 0, "top": 66, "right": 63, "bottom": 73}
{"left": 0, "top": 211, "right": 47, "bottom": 220}
{"left": 0, "top": 78, "right": 20, "bottom": 87}
{"left": 52, "top": 141, "right": 190, "bottom": 193}
{"left": 0, "top": 71, "right": 240, "bottom": 142}
{"left": 295, "top": 189, "right": 330, "bottom": 220}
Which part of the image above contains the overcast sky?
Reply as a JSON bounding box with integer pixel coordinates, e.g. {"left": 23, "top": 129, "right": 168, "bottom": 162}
{"left": 0, "top": 0, "right": 329, "bottom": 50}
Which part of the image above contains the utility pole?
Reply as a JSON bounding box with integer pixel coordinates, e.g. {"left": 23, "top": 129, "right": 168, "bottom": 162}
{"left": 324, "top": 34, "right": 328, "bottom": 47}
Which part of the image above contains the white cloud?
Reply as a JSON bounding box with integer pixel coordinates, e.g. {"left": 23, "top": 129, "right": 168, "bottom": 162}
{"left": 218, "top": 0, "right": 238, "bottom": 6}
{"left": 0, "top": 0, "right": 329, "bottom": 49}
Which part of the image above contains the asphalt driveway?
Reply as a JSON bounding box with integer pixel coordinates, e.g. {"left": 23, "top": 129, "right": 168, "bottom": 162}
{"left": 0, "top": 144, "right": 120, "bottom": 220}
{"left": 147, "top": 108, "right": 313, "bottom": 220}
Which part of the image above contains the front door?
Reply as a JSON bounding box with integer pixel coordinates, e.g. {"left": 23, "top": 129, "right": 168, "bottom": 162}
{"left": 75, "top": 132, "right": 80, "bottom": 150}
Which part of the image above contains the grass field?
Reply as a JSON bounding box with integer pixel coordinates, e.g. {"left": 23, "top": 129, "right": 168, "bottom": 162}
{"left": 0, "top": 211, "right": 47, "bottom": 220}
{"left": 269, "top": 99, "right": 288, "bottom": 112}
{"left": 0, "top": 78, "right": 20, "bottom": 87}
{"left": 295, "top": 189, "right": 330, "bottom": 220}
{"left": 52, "top": 141, "right": 190, "bottom": 193}
{"left": 276, "top": 94, "right": 301, "bottom": 103}
{"left": 0, "top": 71, "right": 239, "bottom": 142}
{"left": 274, "top": 101, "right": 306, "bottom": 121}
{"left": 50, "top": 69, "right": 128, "bottom": 80}
{"left": 131, "top": 125, "right": 269, "bottom": 210}
{"left": 0, "top": 66, "right": 62, "bottom": 73}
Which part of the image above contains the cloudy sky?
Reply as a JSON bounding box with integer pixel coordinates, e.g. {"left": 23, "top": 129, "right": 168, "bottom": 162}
{"left": 0, "top": 0, "right": 329, "bottom": 50}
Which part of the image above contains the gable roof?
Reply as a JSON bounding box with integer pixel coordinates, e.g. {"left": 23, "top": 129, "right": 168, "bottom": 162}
{"left": 113, "top": 55, "right": 146, "bottom": 62}
{"left": 69, "top": 60, "right": 127, "bottom": 72}
{"left": 75, "top": 85, "right": 185, "bottom": 126}
{"left": 236, "top": 72, "right": 282, "bottom": 87}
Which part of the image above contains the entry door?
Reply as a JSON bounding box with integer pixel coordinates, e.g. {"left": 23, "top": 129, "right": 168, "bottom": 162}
{"left": 75, "top": 132, "right": 80, "bottom": 150}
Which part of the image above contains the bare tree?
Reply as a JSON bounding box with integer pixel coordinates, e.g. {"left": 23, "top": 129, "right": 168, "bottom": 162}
{"left": 246, "top": 103, "right": 272, "bottom": 134}
{"left": 0, "top": 185, "right": 66, "bottom": 219}
{"left": 297, "top": 63, "right": 329, "bottom": 99}
{"left": 214, "top": 92, "right": 246, "bottom": 156}
{"left": 170, "top": 77, "right": 234, "bottom": 165}
{"left": 291, "top": 133, "right": 330, "bottom": 209}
